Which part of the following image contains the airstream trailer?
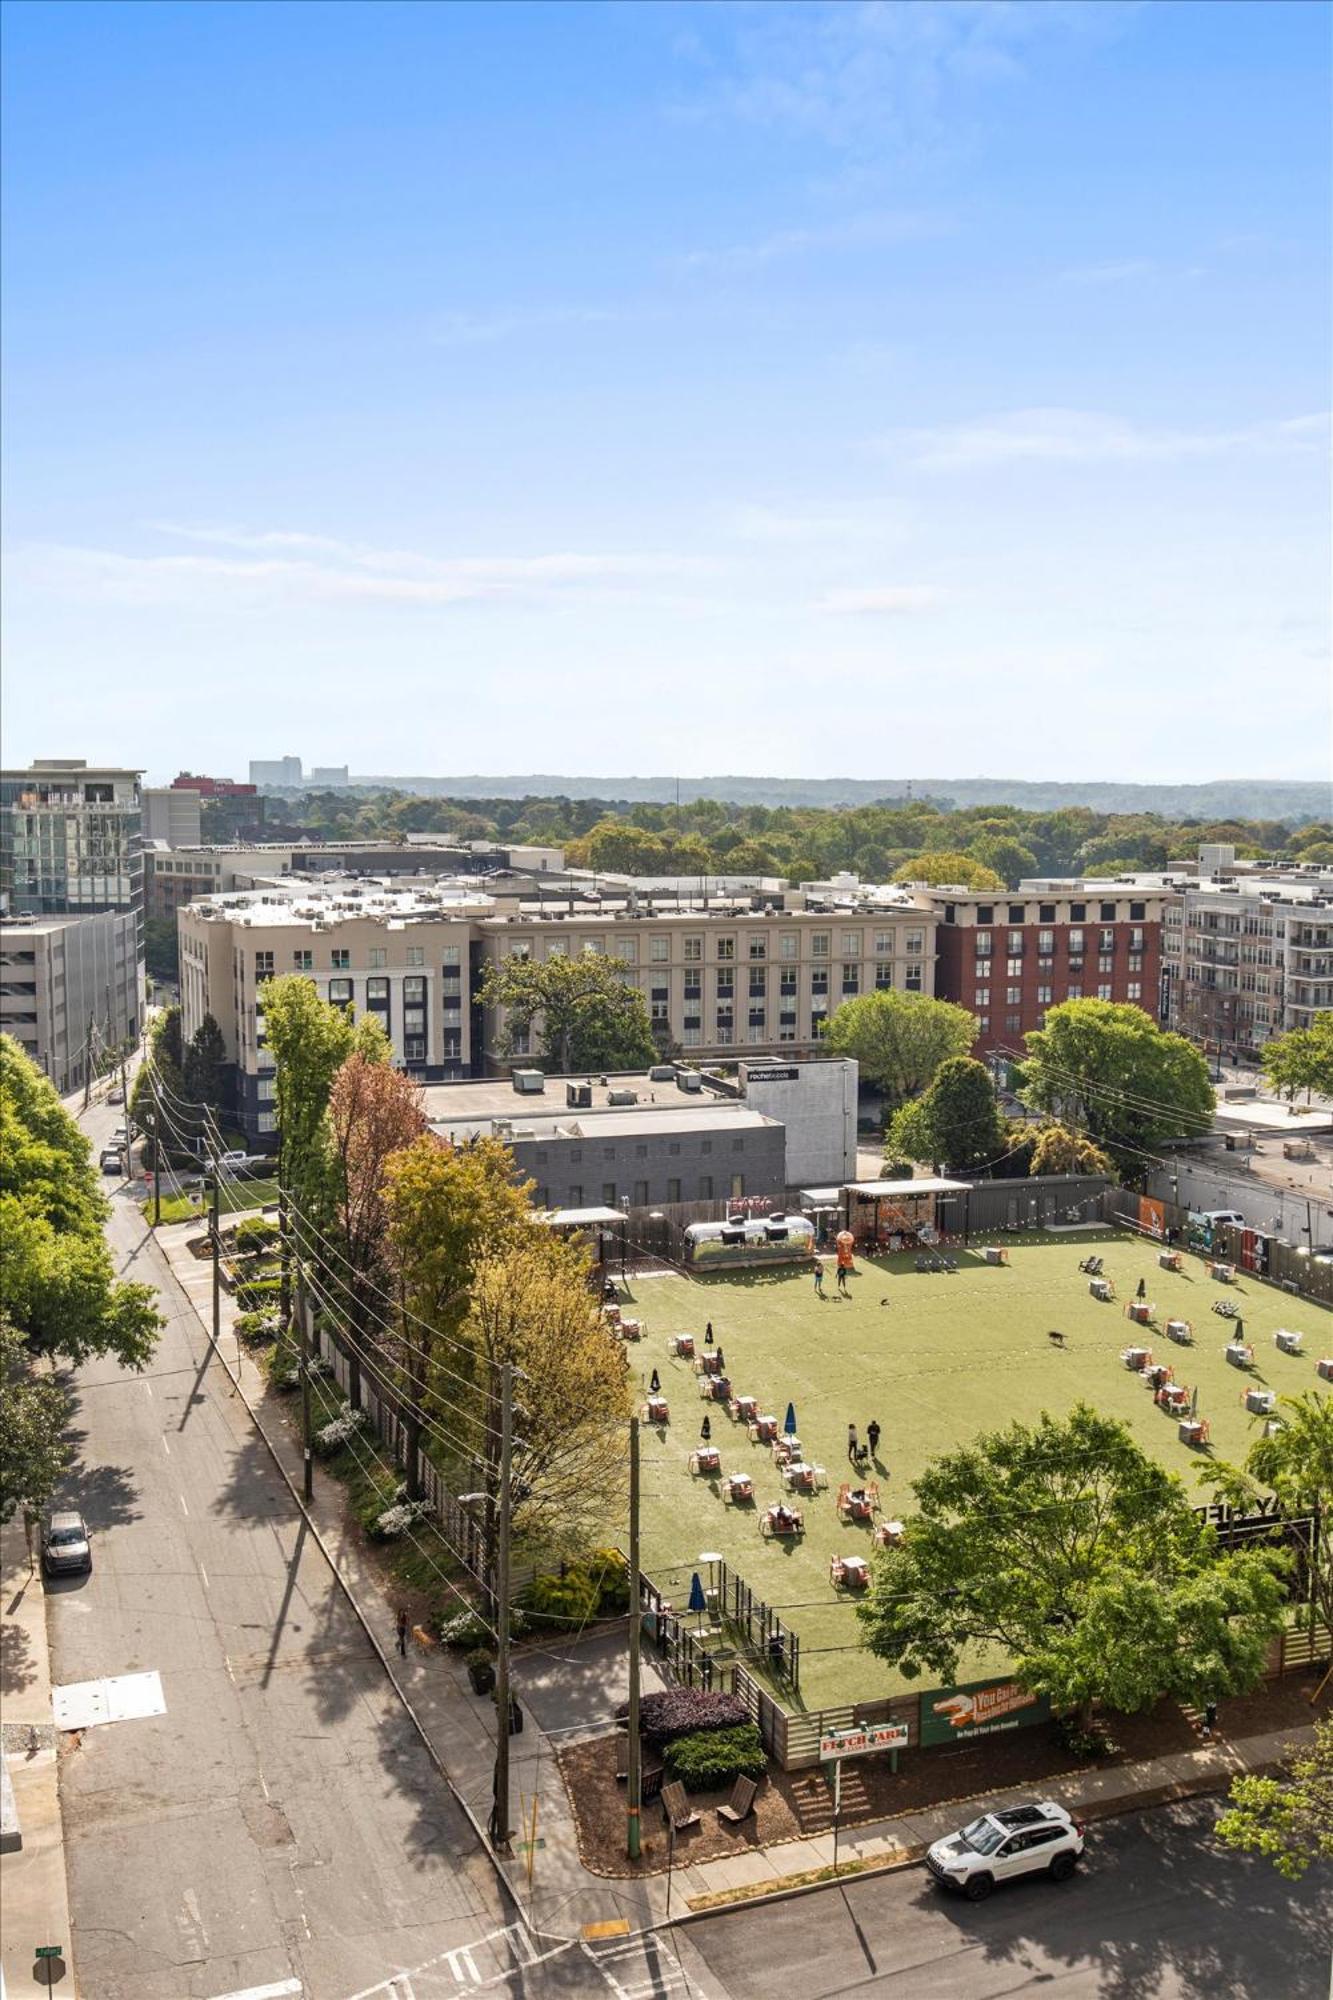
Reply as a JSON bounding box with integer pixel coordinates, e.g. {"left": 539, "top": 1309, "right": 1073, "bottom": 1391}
{"left": 683, "top": 1213, "right": 816, "bottom": 1272}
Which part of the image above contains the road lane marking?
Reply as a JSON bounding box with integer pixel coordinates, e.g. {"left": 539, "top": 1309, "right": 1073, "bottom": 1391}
{"left": 204, "top": 1983, "right": 302, "bottom": 2000}
{"left": 144, "top": 1378, "right": 154, "bottom": 1397}
{"left": 161, "top": 1435, "right": 171, "bottom": 1455}
{"left": 179, "top": 1494, "right": 190, "bottom": 1516}
{"left": 198, "top": 1561, "right": 210, "bottom": 1589}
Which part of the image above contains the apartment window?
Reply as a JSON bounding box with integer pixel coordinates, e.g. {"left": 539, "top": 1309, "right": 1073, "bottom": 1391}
{"left": 1100, "top": 902, "right": 1116, "bottom": 922}
{"left": 715, "top": 935, "right": 735, "bottom": 961}
{"left": 874, "top": 963, "right": 893, "bottom": 990}
{"left": 716, "top": 1018, "right": 733, "bottom": 1045}
{"left": 650, "top": 935, "right": 670, "bottom": 963}
{"left": 779, "top": 967, "right": 797, "bottom": 995}
{"left": 730, "top": 1175, "right": 745, "bottom": 1199}
{"left": 1127, "top": 980, "right": 1142, "bottom": 1001}
{"left": 811, "top": 932, "right": 830, "bottom": 958}
{"left": 682, "top": 1026, "right": 702, "bottom": 1047}
{"left": 255, "top": 950, "right": 275, "bottom": 978}
{"left": 1006, "top": 957, "right": 1023, "bottom": 979}
{"left": 1036, "top": 984, "right": 1053, "bottom": 1005}
{"left": 874, "top": 930, "right": 895, "bottom": 955}
{"left": 974, "top": 985, "right": 990, "bottom": 1007}
{"left": 1039, "top": 904, "right": 1056, "bottom": 923}
{"left": 976, "top": 905, "right": 994, "bottom": 925}
{"left": 546, "top": 940, "right": 567, "bottom": 960}
{"left": 1128, "top": 952, "right": 1143, "bottom": 972}
{"left": 510, "top": 1027, "right": 530, "bottom": 1054}
{"left": 564, "top": 1184, "right": 583, "bottom": 1207}
{"left": 328, "top": 948, "right": 349, "bottom": 970}
{"left": 1129, "top": 927, "right": 1145, "bottom": 950}
{"left": 1099, "top": 954, "right": 1114, "bottom": 974}
{"left": 905, "top": 929, "right": 925, "bottom": 956}
{"left": 1008, "top": 905, "right": 1025, "bottom": 924}
{"left": 1007, "top": 931, "right": 1024, "bottom": 955}
{"left": 748, "top": 935, "right": 767, "bottom": 960}
{"left": 1067, "top": 983, "right": 1082, "bottom": 1000}
{"left": 1101, "top": 928, "right": 1116, "bottom": 952}
{"left": 1005, "top": 1012, "right": 1022, "bottom": 1033}
{"left": 1070, "top": 902, "right": 1086, "bottom": 922}
{"left": 441, "top": 1027, "right": 462, "bottom": 1060}
{"left": 975, "top": 1013, "right": 990, "bottom": 1033}
{"left": 1067, "top": 928, "right": 1084, "bottom": 954}
{"left": 749, "top": 968, "right": 767, "bottom": 998}
{"left": 633, "top": 1180, "right": 648, "bottom": 1206}
{"left": 406, "top": 945, "right": 424, "bottom": 967}
{"left": 698, "top": 1174, "right": 713, "bottom": 1199}
{"left": 1038, "top": 930, "right": 1054, "bottom": 955}
{"left": 613, "top": 937, "right": 637, "bottom": 964}
{"left": 780, "top": 932, "right": 799, "bottom": 960}
{"left": 1098, "top": 983, "right": 1113, "bottom": 1001}
{"left": 716, "top": 969, "right": 734, "bottom": 998}
{"left": 292, "top": 949, "right": 313, "bottom": 972}
{"left": 683, "top": 936, "right": 702, "bottom": 962}
{"left": 667, "top": 1177, "right": 681, "bottom": 1203}
{"left": 748, "top": 1005, "right": 766, "bottom": 1028}
{"left": 1130, "top": 901, "right": 1146, "bottom": 921}
{"left": 368, "top": 947, "right": 386, "bottom": 968}
{"left": 905, "top": 965, "right": 923, "bottom": 991}
{"left": 257, "top": 1076, "right": 275, "bottom": 1102}
{"left": 810, "top": 967, "right": 829, "bottom": 995}
{"left": 974, "top": 932, "right": 993, "bottom": 960}
{"left": 257, "top": 1112, "right": 277, "bottom": 1134}
{"left": 840, "top": 930, "right": 862, "bottom": 958}
{"left": 367, "top": 975, "right": 389, "bottom": 1005}
{"left": 841, "top": 964, "right": 859, "bottom": 994}
{"left": 602, "top": 1181, "right": 617, "bottom": 1206}
{"left": 328, "top": 977, "right": 353, "bottom": 1012}
{"left": 651, "top": 987, "right": 670, "bottom": 1022}
{"left": 442, "top": 944, "right": 460, "bottom": 967}
{"left": 684, "top": 969, "right": 702, "bottom": 1000}
{"left": 1007, "top": 985, "right": 1022, "bottom": 1005}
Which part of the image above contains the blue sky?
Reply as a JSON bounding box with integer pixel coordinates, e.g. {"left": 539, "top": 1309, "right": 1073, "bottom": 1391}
{"left": 3, "top": 0, "right": 1329, "bottom": 786}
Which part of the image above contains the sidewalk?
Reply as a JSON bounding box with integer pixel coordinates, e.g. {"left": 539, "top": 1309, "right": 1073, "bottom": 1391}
{"left": 0, "top": 1518, "right": 74, "bottom": 1998}
{"left": 155, "top": 1220, "right": 1321, "bottom": 1940}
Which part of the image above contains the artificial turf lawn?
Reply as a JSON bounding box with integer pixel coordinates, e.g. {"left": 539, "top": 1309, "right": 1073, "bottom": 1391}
{"left": 625, "top": 1228, "right": 1332, "bottom": 1713}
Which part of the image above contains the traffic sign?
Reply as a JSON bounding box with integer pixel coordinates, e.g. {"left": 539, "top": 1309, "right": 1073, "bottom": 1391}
{"left": 35, "top": 1946, "right": 63, "bottom": 1958}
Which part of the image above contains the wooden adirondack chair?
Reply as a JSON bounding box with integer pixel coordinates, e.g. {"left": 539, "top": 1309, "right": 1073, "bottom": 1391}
{"left": 661, "top": 1779, "right": 701, "bottom": 1831}
{"left": 717, "top": 1775, "right": 759, "bottom": 1824}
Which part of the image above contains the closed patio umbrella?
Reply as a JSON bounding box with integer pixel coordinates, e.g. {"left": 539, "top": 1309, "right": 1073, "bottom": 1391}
{"left": 784, "top": 1402, "right": 798, "bottom": 1438}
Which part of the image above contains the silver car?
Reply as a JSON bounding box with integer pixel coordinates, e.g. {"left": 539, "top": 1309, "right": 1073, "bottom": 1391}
{"left": 42, "top": 1510, "right": 92, "bottom": 1576}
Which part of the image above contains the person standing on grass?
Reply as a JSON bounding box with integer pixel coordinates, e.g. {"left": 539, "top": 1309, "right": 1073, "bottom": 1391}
{"left": 1136, "top": 1276, "right": 1147, "bottom": 1300}
{"left": 847, "top": 1422, "right": 858, "bottom": 1462}
{"left": 395, "top": 1607, "right": 409, "bottom": 1657}
{"left": 836, "top": 1261, "right": 849, "bottom": 1295}
{"left": 813, "top": 1257, "right": 825, "bottom": 1296}
{"left": 867, "top": 1419, "right": 881, "bottom": 1462}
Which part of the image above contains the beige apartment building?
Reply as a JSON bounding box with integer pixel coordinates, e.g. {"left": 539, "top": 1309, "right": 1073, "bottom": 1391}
{"left": 178, "top": 876, "right": 937, "bottom": 1144}
{"left": 0, "top": 909, "right": 140, "bottom": 1094}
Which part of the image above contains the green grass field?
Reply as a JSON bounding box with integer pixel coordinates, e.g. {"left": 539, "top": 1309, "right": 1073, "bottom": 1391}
{"left": 147, "top": 1177, "right": 280, "bottom": 1225}
{"left": 627, "top": 1230, "right": 1332, "bottom": 1713}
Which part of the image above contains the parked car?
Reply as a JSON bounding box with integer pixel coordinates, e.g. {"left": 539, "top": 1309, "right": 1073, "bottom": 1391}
{"left": 111, "top": 1125, "right": 130, "bottom": 1145}
{"left": 107, "top": 1086, "right": 125, "bottom": 1105}
{"left": 100, "top": 1146, "right": 124, "bottom": 1174}
{"left": 42, "top": 1510, "right": 92, "bottom": 1577}
{"left": 926, "top": 1802, "right": 1084, "bottom": 1900}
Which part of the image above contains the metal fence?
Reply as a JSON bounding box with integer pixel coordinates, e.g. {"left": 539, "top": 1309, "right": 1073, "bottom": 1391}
{"left": 1104, "top": 1186, "right": 1333, "bottom": 1307}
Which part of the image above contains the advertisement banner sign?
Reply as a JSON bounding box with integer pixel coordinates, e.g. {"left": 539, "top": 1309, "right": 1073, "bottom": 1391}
{"left": 1139, "top": 1196, "right": 1166, "bottom": 1239}
{"left": 920, "top": 1678, "right": 1050, "bottom": 1747}
{"left": 819, "top": 1722, "right": 910, "bottom": 1761}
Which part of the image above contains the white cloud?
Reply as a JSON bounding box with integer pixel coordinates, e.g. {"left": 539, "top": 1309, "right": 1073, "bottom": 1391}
{"left": 727, "top": 501, "right": 906, "bottom": 544}
{"left": 818, "top": 585, "right": 940, "bottom": 614}
{"left": 677, "top": 209, "right": 945, "bottom": 272}
{"left": 899, "top": 407, "right": 1330, "bottom": 472}
{"left": 9, "top": 529, "right": 709, "bottom": 610}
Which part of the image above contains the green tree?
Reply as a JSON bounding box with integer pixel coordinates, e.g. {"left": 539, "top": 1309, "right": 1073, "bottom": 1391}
{"left": 1208, "top": 1392, "right": 1333, "bottom": 1663}
{"left": 858, "top": 1405, "right": 1288, "bottom": 1729}
{"left": 893, "top": 852, "right": 1005, "bottom": 890}
{"left": 824, "top": 991, "right": 979, "bottom": 1110}
{"left": 144, "top": 916, "right": 180, "bottom": 982}
{"left": 1261, "top": 1014, "right": 1333, "bottom": 1106}
{"left": 466, "top": 1232, "right": 632, "bottom": 1581}
{"left": 582, "top": 820, "right": 669, "bottom": 874}
{"left": 968, "top": 834, "right": 1039, "bottom": 889}
{"left": 480, "top": 952, "right": 657, "bottom": 1074}
{"left": 0, "top": 1317, "right": 70, "bottom": 1522}
{"left": 380, "top": 1134, "right": 535, "bottom": 1498}
{"left": 1028, "top": 1123, "right": 1115, "bottom": 1178}
{"left": 887, "top": 1057, "right": 1005, "bottom": 1172}
{"left": 183, "top": 1014, "right": 229, "bottom": 1121}
{"left": 0, "top": 1037, "right": 162, "bottom": 1372}
{"left": 1021, "top": 1000, "right": 1214, "bottom": 1172}
{"left": 1215, "top": 1721, "right": 1333, "bottom": 1880}
{"left": 668, "top": 832, "right": 714, "bottom": 874}
{"left": 131, "top": 1006, "right": 196, "bottom": 1159}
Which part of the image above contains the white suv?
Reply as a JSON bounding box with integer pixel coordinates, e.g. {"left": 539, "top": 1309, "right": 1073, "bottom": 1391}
{"left": 926, "top": 1801, "right": 1085, "bottom": 1901}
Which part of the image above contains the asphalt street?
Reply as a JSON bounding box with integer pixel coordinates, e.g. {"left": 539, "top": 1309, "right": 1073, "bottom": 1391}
{"left": 48, "top": 1097, "right": 719, "bottom": 2000}
{"left": 685, "top": 1796, "right": 1332, "bottom": 1999}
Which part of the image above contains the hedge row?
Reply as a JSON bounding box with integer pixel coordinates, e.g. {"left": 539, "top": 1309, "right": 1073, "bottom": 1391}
{"left": 664, "top": 1724, "right": 767, "bottom": 1792}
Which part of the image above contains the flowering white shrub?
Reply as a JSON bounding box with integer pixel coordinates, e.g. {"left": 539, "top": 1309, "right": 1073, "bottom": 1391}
{"left": 315, "top": 1403, "right": 366, "bottom": 1452}
{"left": 373, "top": 1498, "right": 431, "bottom": 1539}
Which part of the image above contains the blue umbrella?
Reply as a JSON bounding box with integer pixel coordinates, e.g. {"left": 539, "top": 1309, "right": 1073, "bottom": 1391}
{"left": 784, "top": 1402, "right": 798, "bottom": 1438}
{"left": 688, "top": 1571, "right": 707, "bottom": 1626}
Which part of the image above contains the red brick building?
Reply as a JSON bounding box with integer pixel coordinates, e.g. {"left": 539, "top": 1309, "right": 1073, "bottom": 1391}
{"left": 171, "top": 772, "right": 257, "bottom": 796}
{"left": 921, "top": 884, "right": 1165, "bottom": 1056}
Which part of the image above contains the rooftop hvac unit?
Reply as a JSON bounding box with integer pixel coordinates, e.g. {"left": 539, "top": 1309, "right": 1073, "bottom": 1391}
{"left": 648, "top": 1064, "right": 675, "bottom": 1082}
{"left": 512, "top": 1068, "right": 546, "bottom": 1095}
{"left": 608, "top": 1088, "right": 639, "bottom": 1106}
{"left": 566, "top": 1081, "right": 593, "bottom": 1109}
{"left": 677, "top": 1070, "right": 703, "bottom": 1093}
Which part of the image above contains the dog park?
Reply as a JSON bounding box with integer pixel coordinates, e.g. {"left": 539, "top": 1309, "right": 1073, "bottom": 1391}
{"left": 624, "top": 1229, "right": 1332, "bottom": 1711}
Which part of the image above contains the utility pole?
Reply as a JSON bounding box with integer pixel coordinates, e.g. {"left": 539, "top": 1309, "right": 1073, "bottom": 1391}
{"left": 296, "top": 1256, "right": 313, "bottom": 1501}
{"left": 627, "top": 1413, "right": 642, "bottom": 1860}
{"left": 209, "top": 1173, "right": 222, "bottom": 1362}
{"left": 490, "top": 1361, "right": 515, "bottom": 1853}
{"left": 150, "top": 1071, "right": 162, "bottom": 1227}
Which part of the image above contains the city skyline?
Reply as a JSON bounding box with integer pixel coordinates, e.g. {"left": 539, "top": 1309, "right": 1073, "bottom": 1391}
{"left": 3, "top": 0, "right": 1330, "bottom": 782}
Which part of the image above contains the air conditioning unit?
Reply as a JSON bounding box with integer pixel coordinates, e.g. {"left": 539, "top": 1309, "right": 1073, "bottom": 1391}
{"left": 566, "top": 1081, "right": 593, "bottom": 1109}
{"left": 512, "top": 1068, "right": 546, "bottom": 1095}
{"left": 608, "top": 1088, "right": 639, "bottom": 1106}
{"left": 676, "top": 1070, "right": 703, "bottom": 1093}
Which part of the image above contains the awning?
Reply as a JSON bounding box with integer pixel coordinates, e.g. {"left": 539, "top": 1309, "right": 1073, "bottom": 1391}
{"left": 844, "top": 1178, "right": 971, "bottom": 1197}
{"left": 536, "top": 1206, "right": 628, "bottom": 1228}
{"left": 798, "top": 1188, "right": 843, "bottom": 1205}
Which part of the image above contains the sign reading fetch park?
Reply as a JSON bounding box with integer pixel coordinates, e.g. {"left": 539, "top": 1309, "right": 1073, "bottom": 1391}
{"left": 920, "top": 1678, "right": 1051, "bottom": 1747}
{"left": 820, "top": 1721, "right": 910, "bottom": 1761}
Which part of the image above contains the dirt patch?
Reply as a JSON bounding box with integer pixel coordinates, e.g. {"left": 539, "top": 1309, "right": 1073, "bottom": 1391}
{"left": 557, "top": 1675, "right": 1329, "bottom": 1878}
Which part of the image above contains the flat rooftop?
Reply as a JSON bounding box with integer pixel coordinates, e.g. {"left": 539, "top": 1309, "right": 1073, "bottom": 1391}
{"left": 183, "top": 882, "right": 496, "bottom": 926}
{"left": 421, "top": 1070, "right": 723, "bottom": 1121}
{"left": 430, "top": 1103, "right": 774, "bottom": 1145}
